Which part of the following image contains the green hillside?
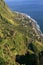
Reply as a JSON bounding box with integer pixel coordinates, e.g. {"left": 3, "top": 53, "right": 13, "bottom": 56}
{"left": 0, "top": 0, "right": 43, "bottom": 65}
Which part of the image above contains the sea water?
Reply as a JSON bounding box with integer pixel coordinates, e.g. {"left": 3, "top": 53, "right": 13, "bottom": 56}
{"left": 5, "top": 0, "right": 43, "bottom": 33}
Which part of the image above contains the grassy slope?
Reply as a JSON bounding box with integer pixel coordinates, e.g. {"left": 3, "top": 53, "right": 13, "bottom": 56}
{"left": 0, "top": 0, "right": 43, "bottom": 65}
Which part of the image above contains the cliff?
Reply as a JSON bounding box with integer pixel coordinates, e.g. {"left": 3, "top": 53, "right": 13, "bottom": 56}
{"left": 0, "top": 0, "right": 43, "bottom": 65}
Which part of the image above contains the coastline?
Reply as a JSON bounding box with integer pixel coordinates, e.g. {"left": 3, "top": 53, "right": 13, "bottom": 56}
{"left": 14, "top": 11, "right": 43, "bottom": 36}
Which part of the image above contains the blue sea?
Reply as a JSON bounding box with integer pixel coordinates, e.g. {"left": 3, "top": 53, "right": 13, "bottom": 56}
{"left": 5, "top": 0, "right": 43, "bottom": 33}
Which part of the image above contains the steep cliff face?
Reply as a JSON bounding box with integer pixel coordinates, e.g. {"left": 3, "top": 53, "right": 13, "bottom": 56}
{"left": 0, "top": 0, "right": 43, "bottom": 65}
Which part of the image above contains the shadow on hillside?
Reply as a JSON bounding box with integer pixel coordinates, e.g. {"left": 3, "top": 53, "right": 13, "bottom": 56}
{"left": 28, "top": 42, "right": 34, "bottom": 51}
{"left": 15, "top": 52, "right": 38, "bottom": 65}
{"left": 39, "top": 51, "right": 43, "bottom": 65}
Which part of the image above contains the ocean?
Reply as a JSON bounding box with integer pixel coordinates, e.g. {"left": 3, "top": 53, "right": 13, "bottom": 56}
{"left": 5, "top": 0, "right": 43, "bottom": 33}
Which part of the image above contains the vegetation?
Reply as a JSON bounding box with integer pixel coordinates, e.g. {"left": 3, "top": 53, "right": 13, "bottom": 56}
{"left": 0, "top": 0, "right": 43, "bottom": 65}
